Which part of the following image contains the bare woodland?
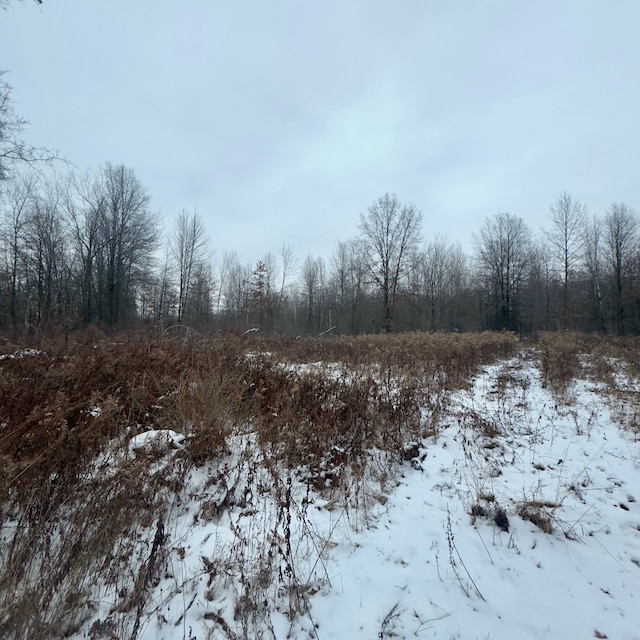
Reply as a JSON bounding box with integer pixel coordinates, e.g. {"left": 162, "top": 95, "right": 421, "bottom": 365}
{"left": 1, "top": 75, "right": 640, "bottom": 337}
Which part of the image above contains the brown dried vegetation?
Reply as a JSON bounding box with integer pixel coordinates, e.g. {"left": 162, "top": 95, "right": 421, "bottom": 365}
{"left": 0, "top": 329, "right": 520, "bottom": 638}
{"left": 4, "top": 328, "right": 640, "bottom": 637}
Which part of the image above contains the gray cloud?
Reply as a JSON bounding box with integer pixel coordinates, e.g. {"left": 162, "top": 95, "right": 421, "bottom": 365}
{"left": 1, "top": 0, "right": 638, "bottom": 263}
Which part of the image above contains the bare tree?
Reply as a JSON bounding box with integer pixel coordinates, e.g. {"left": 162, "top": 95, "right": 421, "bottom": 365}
{"left": 99, "top": 163, "right": 159, "bottom": 325}
{"left": 358, "top": 193, "right": 422, "bottom": 332}
{"left": 279, "top": 243, "right": 297, "bottom": 299}
{"left": 221, "top": 252, "right": 251, "bottom": 327}
{"left": 419, "top": 236, "right": 451, "bottom": 331}
{"left": 445, "top": 242, "right": 470, "bottom": 330}
{"left": 329, "top": 241, "right": 351, "bottom": 327}
{"left": 0, "top": 71, "right": 53, "bottom": 181}
{"left": 215, "top": 251, "right": 235, "bottom": 317}
{"left": 261, "top": 251, "right": 279, "bottom": 301}
{"left": 60, "top": 165, "right": 158, "bottom": 326}
{"left": 603, "top": 203, "right": 638, "bottom": 334}
{"left": 170, "top": 210, "right": 209, "bottom": 324}
{"left": 546, "top": 192, "right": 587, "bottom": 327}
{"left": 583, "top": 215, "right": 605, "bottom": 333}
{"left": 301, "top": 254, "right": 326, "bottom": 334}
{"left": 187, "top": 261, "right": 214, "bottom": 325}
{"left": 411, "top": 237, "right": 471, "bottom": 331}
{"left": 0, "top": 173, "right": 36, "bottom": 327}
{"left": 61, "top": 169, "right": 105, "bottom": 324}
{"left": 329, "top": 238, "right": 368, "bottom": 334}
{"left": 139, "top": 246, "right": 176, "bottom": 321}
{"left": 526, "top": 240, "right": 556, "bottom": 332}
{"left": 26, "top": 181, "right": 68, "bottom": 326}
{"left": 474, "top": 212, "right": 532, "bottom": 331}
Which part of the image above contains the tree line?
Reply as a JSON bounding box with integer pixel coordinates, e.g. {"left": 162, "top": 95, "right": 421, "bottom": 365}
{"left": 1, "top": 166, "right": 639, "bottom": 337}
{"left": 1, "top": 73, "right": 639, "bottom": 337}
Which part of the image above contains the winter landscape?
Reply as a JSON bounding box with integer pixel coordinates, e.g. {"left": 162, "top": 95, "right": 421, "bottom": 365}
{"left": 2, "top": 3, "right": 640, "bottom": 639}
{"left": 1, "top": 331, "right": 638, "bottom": 640}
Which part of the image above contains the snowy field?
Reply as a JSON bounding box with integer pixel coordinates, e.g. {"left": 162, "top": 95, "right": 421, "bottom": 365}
{"left": 4, "top": 346, "right": 638, "bottom": 640}
{"left": 307, "top": 357, "right": 640, "bottom": 640}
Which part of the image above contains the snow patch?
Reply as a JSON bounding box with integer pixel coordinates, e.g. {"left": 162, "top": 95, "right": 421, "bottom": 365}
{"left": 128, "top": 429, "right": 185, "bottom": 456}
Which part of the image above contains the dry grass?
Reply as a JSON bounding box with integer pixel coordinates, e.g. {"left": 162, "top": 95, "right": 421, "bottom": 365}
{"left": 251, "top": 330, "right": 519, "bottom": 389}
{"left": 0, "top": 328, "right": 517, "bottom": 638}
{"left": 537, "top": 331, "right": 640, "bottom": 437}
{"left": 5, "top": 327, "right": 640, "bottom": 638}
{"left": 0, "top": 333, "right": 250, "bottom": 638}
{"left": 539, "top": 330, "right": 640, "bottom": 388}
{"left": 517, "top": 501, "right": 558, "bottom": 534}
{"left": 0, "top": 329, "right": 520, "bottom": 496}
{"left": 538, "top": 331, "right": 585, "bottom": 396}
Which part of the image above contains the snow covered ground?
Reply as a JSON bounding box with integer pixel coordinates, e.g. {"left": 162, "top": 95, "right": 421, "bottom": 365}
{"left": 71, "top": 350, "right": 639, "bottom": 640}
{"left": 308, "top": 356, "right": 640, "bottom": 640}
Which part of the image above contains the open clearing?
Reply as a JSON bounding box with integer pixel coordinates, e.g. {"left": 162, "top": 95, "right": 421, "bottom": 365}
{"left": 1, "top": 333, "right": 639, "bottom": 639}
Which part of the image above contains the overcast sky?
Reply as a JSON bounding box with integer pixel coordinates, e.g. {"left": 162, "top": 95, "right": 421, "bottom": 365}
{"left": 1, "top": 0, "right": 639, "bottom": 265}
